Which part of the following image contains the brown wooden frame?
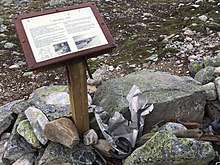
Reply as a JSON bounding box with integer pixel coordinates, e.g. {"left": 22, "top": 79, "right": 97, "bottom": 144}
{"left": 15, "top": 3, "right": 115, "bottom": 70}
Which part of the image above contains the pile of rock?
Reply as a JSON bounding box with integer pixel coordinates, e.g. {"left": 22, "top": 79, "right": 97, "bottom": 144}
{"left": 1, "top": 70, "right": 220, "bottom": 164}
{"left": 0, "top": 86, "right": 110, "bottom": 165}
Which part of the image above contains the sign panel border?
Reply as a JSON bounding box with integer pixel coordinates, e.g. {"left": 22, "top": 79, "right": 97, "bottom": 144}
{"left": 15, "top": 3, "right": 115, "bottom": 70}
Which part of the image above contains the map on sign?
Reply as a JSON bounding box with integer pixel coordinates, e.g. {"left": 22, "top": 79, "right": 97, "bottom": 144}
{"left": 22, "top": 7, "right": 108, "bottom": 63}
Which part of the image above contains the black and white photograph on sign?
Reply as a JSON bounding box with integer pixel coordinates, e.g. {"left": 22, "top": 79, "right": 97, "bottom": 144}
{"left": 53, "top": 42, "right": 71, "bottom": 55}
{"left": 73, "top": 34, "right": 101, "bottom": 50}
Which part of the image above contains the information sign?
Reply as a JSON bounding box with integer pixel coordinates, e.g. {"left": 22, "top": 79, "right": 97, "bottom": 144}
{"left": 15, "top": 3, "right": 115, "bottom": 69}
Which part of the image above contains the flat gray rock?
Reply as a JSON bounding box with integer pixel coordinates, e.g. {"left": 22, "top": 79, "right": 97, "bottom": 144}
{"left": 25, "top": 107, "right": 49, "bottom": 145}
{"left": 94, "top": 70, "right": 206, "bottom": 132}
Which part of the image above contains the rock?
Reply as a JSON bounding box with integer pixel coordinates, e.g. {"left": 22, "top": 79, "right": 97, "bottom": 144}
{"left": 2, "top": 115, "right": 35, "bottom": 164}
{"left": 4, "top": 42, "right": 15, "bottom": 49}
{"left": 184, "top": 29, "right": 195, "bottom": 36}
{"left": 194, "top": 66, "right": 215, "bottom": 85}
{"left": 0, "top": 100, "right": 20, "bottom": 136}
{"left": 206, "top": 100, "right": 220, "bottom": 120}
{"left": 48, "top": 0, "right": 68, "bottom": 7}
{"left": 215, "top": 77, "right": 220, "bottom": 101}
{"left": 159, "top": 122, "right": 187, "bottom": 134}
{"left": 9, "top": 64, "right": 20, "bottom": 69}
{"left": 44, "top": 92, "right": 70, "bottom": 105}
{"left": 93, "top": 139, "right": 112, "bottom": 158}
{"left": 124, "top": 131, "right": 215, "bottom": 165}
{"left": 83, "top": 129, "right": 98, "bottom": 145}
{"left": 87, "top": 85, "right": 97, "bottom": 94}
{"left": 94, "top": 70, "right": 206, "bottom": 132}
{"left": 188, "top": 60, "right": 204, "bottom": 76}
{"left": 12, "top": 153, "right": 36, "bottom": 165}
{"left": 198, "top": 15, "right": 208, "bottom": 22}
{"left": 12, "top": 97, "right": 70, "bottom": 122}
{"left": 204, "top": 55, "right": 220, "bottom": 68}
{"left": 214, "top": 67, "right": 220, "bottom": 76}
{"left": 25, "top": 107, "right": 49, "bottom": 145}
{"left": 17, "top": 119, "right": 41, "bottom": 148}
{"left": 92, "top": 65, "right": 114, "bottom": 82}
{"left": 44, "top": 118, "right": 79, "bottom": 148}
{"left": 0, "top": 133, "right": 10, "bottom": 165}
{"left": 145, "top": 54, "right": 158, "bottom": 62}
{"left": 202, "top": 82, "right": 217, "bottom": 101}
{"left": 38, "top": 142, "right": 105, "bottom": 165}
{"left": 0, "top": 24, "right": 7, "bottom": 33}
{"left": 87, "top": 78, "right": 102, "bottom": 86}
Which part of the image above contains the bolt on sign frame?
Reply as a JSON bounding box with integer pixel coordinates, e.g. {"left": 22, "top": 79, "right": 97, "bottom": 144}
{"left": 15, "top": 3, "right": 115, "bottom": 133}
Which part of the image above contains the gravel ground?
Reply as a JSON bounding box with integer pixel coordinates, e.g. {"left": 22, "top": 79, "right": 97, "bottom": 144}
{"left": 0, "top": 0, "right": 219, "bottom": 106}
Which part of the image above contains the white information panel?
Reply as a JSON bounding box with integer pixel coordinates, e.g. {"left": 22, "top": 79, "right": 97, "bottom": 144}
{"left": 22, "top": 7, "right": 108, "bottom": 63}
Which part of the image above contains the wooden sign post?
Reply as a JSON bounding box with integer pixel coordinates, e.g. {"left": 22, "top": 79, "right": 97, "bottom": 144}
{"left": 15, "top": 3, "right": 115, "bottom": 134}
{"left": 67, "top": 60, "right": 89, "bottom": 134}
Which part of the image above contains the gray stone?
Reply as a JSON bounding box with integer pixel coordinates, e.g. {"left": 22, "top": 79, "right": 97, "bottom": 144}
{"left": 17, "top": 119, "right": 41, "bottom": 148}
{"left": 44, "top": 92, "right": 70, "bottom": 105}
{"left": 94, "top": 70, "right": 206, "bottom": 132}
{"left": 215, "top": 77, "right": 220, "bottom": 101}
{"left": 184, "top": 29, "right": 195, "bottom": 36}
{"left": 2, "top": 115, "right": 35, "bottom": 164}
{"left": 25, "top": 107, "right": 49, "bottom": 145}
{"left": 28, "top": 85, "right": 71, "bottom": 120}
{"left": 0, "top": 24, "right": 7, "bottom": 33}
{"left": 83, "top": 129, "right": 98, "bottom": 146}
{"left": 198, "top": 15, "right": 208, "bottom": 22}
{"left": 12, "top": 153, "right": 36, "bottom": 165}
{"left": 48, "top": 0, "right": 68, "bottom": 7}
{"left": 202, "top": 82, "right": 217, "bottom": 101}
{"left": 194, "top": 66, "right": 215, "bottom": 85}
{"left": 0, "top": 133, "right": 10, "bottom": 165}
{"left": 44, "top": 118, "right": 79, "bottom": 148}
{"left": 0, "top": 100, "right": 20, "bottom": 136}
{"left": 204, "top": 55, "right": 220, "bottom": 68}
{"left": 206, "top": 100, "right": 220, "bottom": 120}
{"left": 11, "top": 85, "right": 92, "bottom": 121}
{"left": 124, "top": 131, "right": 215, "bottom": 165}
{"left": 188, "top": 60, "right": 204, "bottom": 76}
{"left": 159, "top": 122, "right": 187, "bottom": 134}
{"left": 4, "top": 42, "right": 15, "bottom": 49}
{"left": 38, "top": 142, "right": 105, "bottom": 165}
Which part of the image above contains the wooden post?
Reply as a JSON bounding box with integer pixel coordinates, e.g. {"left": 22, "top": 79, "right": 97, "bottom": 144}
{"left": 66, "top": 59, "right": 89, "bottom": 134}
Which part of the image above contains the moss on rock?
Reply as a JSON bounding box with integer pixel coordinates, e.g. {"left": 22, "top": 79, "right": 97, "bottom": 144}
{"left": 17, "top": 119, "right": 41, "bottom": 148}
{"left": 124, "top": 131, "right": 215, "bottom": 165}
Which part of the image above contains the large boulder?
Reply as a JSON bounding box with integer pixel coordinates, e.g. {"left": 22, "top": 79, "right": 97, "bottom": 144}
{"left": 124, "top": 131, "right": 215, "bottom": 165}
{"left": 94, "top": 70, "right": 206, "bottom": 132}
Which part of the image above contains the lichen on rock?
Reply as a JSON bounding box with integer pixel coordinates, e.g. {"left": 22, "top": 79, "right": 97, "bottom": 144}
{"left": 17, "top": 119, "right": 41, "bottom": 148}
{"left": 124, "top": 131, "right": 215, "bottom": 165}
